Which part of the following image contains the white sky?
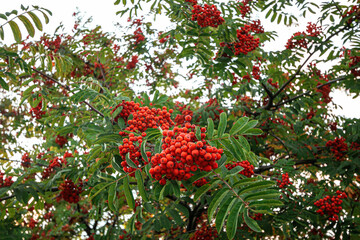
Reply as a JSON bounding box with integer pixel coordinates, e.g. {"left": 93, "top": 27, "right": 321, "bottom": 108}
{"left": 1, "top": 0, "right": 360, "bottom": 118}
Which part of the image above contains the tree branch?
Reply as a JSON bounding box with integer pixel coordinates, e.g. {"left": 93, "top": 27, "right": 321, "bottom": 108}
{"left": 32, "top": 68, "right": 105, "bottom": 118}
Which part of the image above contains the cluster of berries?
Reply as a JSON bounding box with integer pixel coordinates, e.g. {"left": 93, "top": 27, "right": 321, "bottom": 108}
{"left": 127, "top": 55, "right": 139, "bottom": 69}
{"left": 55, "top": 135, "right": 68, "bottom": 148}
{"left": 149, "top": 115, "right": 223, "bottom": 185}
{"left": 314, "top": 191, "right": 347, "bottom": 221}
{"left": 0, "top": 172, "right": 13, "bottom": 188}
{"left": 29, "top": 100, "right": 46, "bottom": 119}
{"left": 28, "top": 218, "right": 37, "bottom": 229}
{"left": 118, "top": 133, "right": 151, "bottom": 176}
{"left": 190, "top": 214, "right": 219, "bottom": 240}
{"left": 42, "top": 157, "right": 67, "bottom": 179}
{"left": 185, "top": 0, "right": 197, "bottom": 6}
{"left": 238, "top": 0, "right": 251, "bottom": 18}
{"left": 349, "top": 55, "right": 360, "bottom": 77}
{"left": 111, "top": 100, "right": 140, "bottom": 122}
{"left": 326, "top": 137, "right": 348, "bottom": 161}
{"left": 286, "top": 22, "right": 322, "bottom": 49}
{"left": 118, "top": 105, "right": 174, "bottom": 135}
{"left": 203, "top": 98, "right": 224, "bottom": 121}
{"left": 220, "top": 24, "right": 260, "bottom": 56}
{"left": 267, "top": 78, "right": 279, "bottom": 88}
{"left": 57, "top": 179, "right": 83, "bottom": 204}
{"left": 132, "top": 28, "right": 145, "bottom": 45}
{"left": 21, "top": 152, "right": 32, "bottom": 168}
{"left": 191, "top": 4, "right": 225, "bottom": 28}
{"left": 342, "top": 5, "right": 360, "bottom": 24}
{"left": 193, "top": 177, "right": 209, "bottom": 187}
{"left": 306, "top": 108, "right": 316, "bottom": 120}
{"left": 174, "top": 102, "right": 194, "bottom": 125}
{"left": 277, "top": 173, "right": 292, "bottom": 189}
{"left": 159, "top": 34, "right": 170, "bottom": 44}
{"left": 226, "top": 160, "right": 254, "bottom": 177}
{"left": 40, "top": 35, "right": 62, "bottom": 52}
{"left": 316, "top": 81, "right": 331, "bottom": 104}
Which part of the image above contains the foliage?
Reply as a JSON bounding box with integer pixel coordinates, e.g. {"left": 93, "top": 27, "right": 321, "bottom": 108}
{"left": 0, "top": 1, "right": 360, "bottom": 239}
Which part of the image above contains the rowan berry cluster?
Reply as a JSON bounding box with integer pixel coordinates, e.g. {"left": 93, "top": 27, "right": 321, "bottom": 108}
{"left": 118, "top": 133, "right": 151, "bottom": 176}
{"left": 251, "top": 213, "right": 263, "bottom": 221}
{"left": 174, "top": 102, "right": 193, "bottom": 125}
{"left": 314, "top": 191, "right": 347, "bottom": 221}
{"left": 0, "top": 172, "right": 13, "bottom": 188}
{"left": 111, "top": 100, "right": 141, "bottom": 122}
{"left": 326, "top": 137, "right": 348, "bottom": 161}
{"left": 342, "top": 5, "right": 360, "bottom": 24}
{"left": 316, "top": 82, "right": 331, "bottom": 104}
{"left": 220, "top": 24, "right": 260, "bottom": 56}
{"left": 119, "top": 105, "right": 174, "bottom": 135}
{"left": 306, "top": 108, "right": 316, "bottom": 120}
{"left": 191, "top": 4, "right": 225, "bottom": 28}
{"left": 286, "top": 22, "right": 321, "bottom": 49}
{"left": 57, "top": 179, "right": 83, "bottom": 204}
{"left": 238, "top": 0, "right": 251, "bottom": 18}
{"left": 55, "top": 135, "right": 68, "bottom": 148}
{"left": 185, "top": 0, "right": 197, "bottom": 6}
{"left": 42, "top": 157, "right": 67, "bottom": 179}
{"left": 277, "top": 173, "right": 292, "bottom": 189}
{"left": 40, "top": 35, "right": 62, "bottom": 52}
{"left": 149, "top": 115, "right": 223, "bottom": 185}
{"left": 28, "top": 218, "right": 37, "bottom": 229}
{"left": 21, "top": 152, "right": 32, "bottom": 168}
{"left": 349, "top": 55, "right": 360, "bottom": 77}
{"left": 267, "top": 78, "right": 279, "bottom": 88}
{"left": 159, "top": 34, "right": 170, "bottom": 44}
{"left": 127, "top": 55, "right": 139, "bottom": 69}
{"left": 193, "top": 177, "right": 209, "bottom": 187}
{"left": 132, "top": 28, "right": 145, "bottom": 45}
{"left": 250, "top": 20, "right": 265, "bottom": 34}
{"left": 203, "top": 98, "right": 224, "bottom": 121}
{"left": 329, "top": 122, "right": 337, "bottom": 131}
{"left": 226, "top": 160, "right": 254, "bottom": 177}
{"left": 190, "top": 214, "right": 219, "bottom": 240}
{"left": 29, "top": 100, "right": 46, "bottom": 119}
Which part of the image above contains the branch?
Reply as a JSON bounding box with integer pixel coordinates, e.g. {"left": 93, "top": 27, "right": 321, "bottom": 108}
{"left": 264, "top": 26, "right": 349, "bottom": 110}
{"left": 275, "top": 75, "right": 348, "bottom": 108}
{"left": 32, "top": 68, "right": 105, "bottom": 117}
{"left": 0, "top": 187, "right": 59, "bottom": 202}
{"left": 254, "top": 158, "right": 319, "bottom": 174}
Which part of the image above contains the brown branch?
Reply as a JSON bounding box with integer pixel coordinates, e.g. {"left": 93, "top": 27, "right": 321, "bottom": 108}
{"left": 275, "top": 75, "right": 348, "bottom": 108}
{"left": 254, "top": 158, "right": 318, "bottom": 174}
{"left": 32, "top": 68, "right": 105, "bottom": 118}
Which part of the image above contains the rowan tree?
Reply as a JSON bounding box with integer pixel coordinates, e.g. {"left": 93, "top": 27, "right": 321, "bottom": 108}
{"left": 0, "top": 1, "right": 360, "bottom": 239}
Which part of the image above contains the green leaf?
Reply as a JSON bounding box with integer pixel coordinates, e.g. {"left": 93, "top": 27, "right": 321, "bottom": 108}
{"left": 27, "top": 11, "right": 43, "bottom": 31}
{"left": 18, "top": 15, "right": 35, "bottom": 37}
{"left": 244, "top": 189, "right": 281, "bottom": 201}
{"left": 244, "top": 209, "right": 262, "bottom": 232}
{"left": 226, "top": 165, "right": 244, "bottom": 178}
{"left": 0, "top": 77, "right": 9, "bottom": 90}
{"left": 249, "top": 199, "right": 284, "bottom": 208}
{"left": 8, "top": 20, "right": 22, "bottom": 42}
{"left": 89, "top": 182, "right": 112, "bottom": 200}
{"left": 108, "top": 182, "right": 117, "bottom": 212}
{"left": 217, "top": 112, "right": 227, "bottom": 137}
{"left": 194, "top": 180, "right": 220, "bottom": 201}
{"left": 126, "top": 152, "right": 138, "bottom": 168}
{"left": 227, "top": 201, "right": 244, "bottom": 239}
{"left": 229, "top": 117, "right": 249, "bottom": 135}
{"left": 112, "top": 156, "right": 122, "bottom": 173}
{"left": 207, "top": 118, "right": 214, "bottom": 139}
{"left": 215, "top": 197, "right": 237, "bottom": 232}
{"left": 168, "top": 209, "right": 183, "bottom": 226}
{"left": 0, "top": 26, "right": 4, "bottom": 40}
{"left": 135, "top": 169, "right": 149, "bottom": 202}
{"left": 238, "top": 180, "right": 275, "bottom": 195}
{"left": 237, "top": 120, "right": 258, "bottom": 135}
{"left": 0, "top": 14, "right": 7, "bottom": 20}
{"left": 195, "top": 126, "right": 201, "bottom": 141}
{"left": 140, "top": 140, "right": 148, "bottom": 163}
{"left": 208, "top": 188, "right": 230, "bottom": 222}
{"left": 124, "top": 176, "right": 135, "bottom": 209}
